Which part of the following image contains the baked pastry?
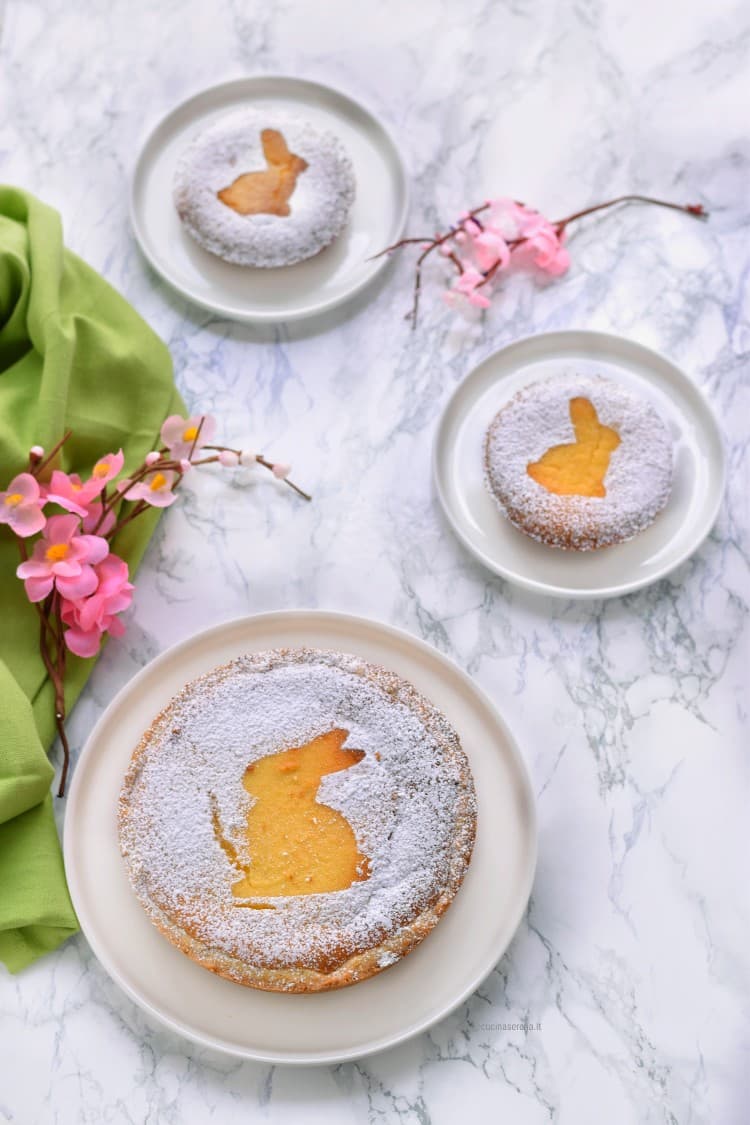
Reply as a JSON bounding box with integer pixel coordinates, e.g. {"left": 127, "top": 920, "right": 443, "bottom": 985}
{"left": 484, "top": 374, "right": 673, "bottom": 550}
{"left": 118, "top": 648, "right": 476, "bottom": 993}
{"left": 173, "top": 109, "right": 356, "bottom": 267}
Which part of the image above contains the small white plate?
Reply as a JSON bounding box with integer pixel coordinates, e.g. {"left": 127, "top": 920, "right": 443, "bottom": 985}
{"left": 64, "top": 611, "right": 536, "bottom": 1065}
{"left": 130, "top": 77, "right": 408, "bottom": 323}
{"left": 434, "top": 331, "right": 726, "bottom": 599}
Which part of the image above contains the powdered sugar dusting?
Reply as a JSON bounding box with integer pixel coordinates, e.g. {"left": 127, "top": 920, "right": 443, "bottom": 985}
{"left": 484, "top": 374, "right": 674, "bottom": 550}
{"left": 173, "top": 109, "right": 356, "bottom": 267}
{"left": 119, "top": 648, "right": 476, "bottom": 981}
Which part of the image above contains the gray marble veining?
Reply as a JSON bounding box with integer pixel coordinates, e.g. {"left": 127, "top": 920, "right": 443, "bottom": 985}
{"left": 1, "top": 0, "right": 748, "bottom": 1121}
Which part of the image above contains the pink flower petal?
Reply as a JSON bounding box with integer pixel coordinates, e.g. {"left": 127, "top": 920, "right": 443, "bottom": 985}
{"left": 17, "top": 557, "right": 51, "bottom": 579}
{"left": 77, "top": 534, "right": 109, "bottom": 565}
{"left": 64, "top": 626, "right": 103, "bottom": 658}
{"left": 8, "top": 503, "right": 46, "bottom": 537}
{"left": 56, "top": 567, "right": 98, "bottom": 600}
{"left": 5, "top": 473, "right": 41, "bottom": 503}
{"left": 160, "top": 415, "right": 188, "bottom": 447}
{"left": 45, "top": 513, "right": 81, "bottom": 543}
{"left": 24, "top": 574, "right": 54, "bottom": 602}
{"left": 82, "top": 501, "right": 116, "bottom": 535}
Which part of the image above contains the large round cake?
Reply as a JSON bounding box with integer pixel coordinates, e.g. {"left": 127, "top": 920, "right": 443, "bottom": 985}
{"left": 173, "top": 108, "right": 356, "bottom": 268}
{"left": 483, "top": 374, "right": 674, "bottom": 550}
{"left": 118, "top": 648, "right": 477, "bottom": 993}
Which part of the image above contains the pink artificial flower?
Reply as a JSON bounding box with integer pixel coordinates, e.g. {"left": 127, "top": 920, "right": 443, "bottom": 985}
{"left": 45, "top": 451, "right": 124, "bottom": 515}
{"left": 512, "top": 213, "right": 571, "bottom": 276}
{"left": 120, "top": 469, "right": 179, "bottom": 508}
{"left": 81, "top": 499, "right": 116, "bottom": 536}
{"left": 486, "top": 198, "right": 531, "bottom": 240}
{"left": 453, "top": 267, "right": 492, "bottom": 309}
{"left": 16, "top": 514, "right": 108, "bottom": 602}
{"left": 90, "top": 449, "right": 125, "bottom": 487}
{"left": 160, "top": 413, "right": 217, "bottom": 462}
{"left": 61, "top": 553, "right": 133, "bottom": 658}
{"left": 0, "top": 473, "right": 46, "bottom": 537}
{"left": 45, "top": 472, "right": 93, "bottom": 515}
{"left": 472, "top": 229, "right": 511, "bottom": 273}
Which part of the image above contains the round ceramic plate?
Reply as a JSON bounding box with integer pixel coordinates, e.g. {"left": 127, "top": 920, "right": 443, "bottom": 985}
{"left": 130, "top": 76, "right": 408, "bottom": 323}
{"left": 64, "top": 611, "right": 536, "bottom": 1064}
{"left": 434, "top": 331, "right": 725, "bottom": 599}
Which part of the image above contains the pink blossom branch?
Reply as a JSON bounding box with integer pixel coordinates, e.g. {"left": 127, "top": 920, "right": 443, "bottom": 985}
{"left": 372, "top": 194, "right": 708, "bottom": 327}
{"left": 7, "top": 418, "right": 310, "bottom": 799}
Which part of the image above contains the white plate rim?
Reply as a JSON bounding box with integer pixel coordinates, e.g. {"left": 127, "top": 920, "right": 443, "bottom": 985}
{"left": 129, "top": 75, "right": 409, "bottom": 323}
{"left": 63, "top": 609, "right": 537, "bottom": 1065}
{"left": 433, "top": 329, "right": 726, "bottom": 600}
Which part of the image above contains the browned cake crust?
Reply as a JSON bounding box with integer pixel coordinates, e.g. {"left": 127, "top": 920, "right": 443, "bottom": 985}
{"left": 118, "top": 647, "right": 477, "bottom": 993}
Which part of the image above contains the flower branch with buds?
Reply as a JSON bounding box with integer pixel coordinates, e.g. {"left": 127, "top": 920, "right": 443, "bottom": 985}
{"left": 1, "top": 414, "right": 309, "bottom": 796}
{"left": 371, "top": 193, "right": 708, "bottom": 327}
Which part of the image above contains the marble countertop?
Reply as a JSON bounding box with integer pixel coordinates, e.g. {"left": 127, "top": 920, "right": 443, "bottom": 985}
{"left": 1, "top": 0, "right": 748, "bottom": 1121}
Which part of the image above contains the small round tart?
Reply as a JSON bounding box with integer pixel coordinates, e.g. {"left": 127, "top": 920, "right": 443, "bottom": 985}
{"left": 118, "top": 648, "right": 477, "bottom": 993}
{"left": 173, "top": 109, "right": 356, "bottom": 267}
{"left": 484, "top": 374, "right": 673, "bottom": 551}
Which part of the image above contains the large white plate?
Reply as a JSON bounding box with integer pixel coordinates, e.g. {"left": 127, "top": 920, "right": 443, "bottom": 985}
{"left": 434, "top": 331, "right": 726, "bottom": 599}
{"left": 64, "top": 611, "right": 536, "bottom": 1064}
{"left": 130, "top": 77, "right": 408, "bottom": 322}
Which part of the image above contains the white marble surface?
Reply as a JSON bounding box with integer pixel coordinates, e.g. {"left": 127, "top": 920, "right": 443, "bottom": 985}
{"left": 1, "top": 0, "right": 749, "bottom": 1121}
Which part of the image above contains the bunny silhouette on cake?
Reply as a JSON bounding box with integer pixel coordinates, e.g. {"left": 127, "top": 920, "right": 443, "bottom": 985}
{"left": 212, "top": 728, "right": 370, "bottom": 900}
{"left": 527, "top": 396, "right": 621, "bottom": 498}
{"left": 217, "top": 128, "right": 308, "bottom": 218}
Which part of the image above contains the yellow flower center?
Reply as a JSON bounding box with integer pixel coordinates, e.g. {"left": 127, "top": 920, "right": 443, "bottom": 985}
{"left": 92, "top": 461, "right": 110, "bottom": 478}
{"left": 149, "top": 472, "right": 168, "bottom": 492}
{"left": 71, "top": 482, "right": 82, "bottom": 492}
{"left": 4, "top": 492, "right": 23, "bottom": 508}
{"left": 182, "top": 426, "right": 199, "bottom": 442}
{"left": 46, "top": 543, "right": 70, "bottom": 562}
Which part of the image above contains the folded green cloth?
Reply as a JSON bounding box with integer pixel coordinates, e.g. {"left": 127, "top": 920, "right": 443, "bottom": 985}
{"left": 0, "top": 186, "right": 184, "bottom": 971}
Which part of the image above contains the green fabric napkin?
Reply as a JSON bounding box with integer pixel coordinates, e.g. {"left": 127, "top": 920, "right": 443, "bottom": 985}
{"left": 0, "top": 186, "right": 185, "bottom": 972}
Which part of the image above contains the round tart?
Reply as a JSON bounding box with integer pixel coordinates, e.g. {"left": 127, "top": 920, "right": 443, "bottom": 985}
{"left": 483, "top": 374, "right": 673, "bottom": 551}
{"left": 118, "top": 648, "right": 477, "bottom": 993}
{"left": 173, "top": 108, "right": 356, "bottom": 267}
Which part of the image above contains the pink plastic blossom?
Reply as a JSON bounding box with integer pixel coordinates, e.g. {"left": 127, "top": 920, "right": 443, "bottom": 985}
{"left": 486, "top": 198, "right": 531, "bottom": 240}
{"left": 471, "top": 228, "right": 511, "bottom": 273}
{"left": 81, "top": 499, "right": 116, "bottom": 536}
{"left": 44, "top": 471, "right": 92, "bottom": 515}
{"left": 16, "top": 514, "right": 108, "bottom": 602}
{"left": 451, "top": 267, "right": 492, "bottom": 309}
{"left": 513, "top": 213, "right": 570, "bottom": 276}
{"left": 45, "top": 451, "right": 123, "bottom": 515}
{"left": 120, "top": 469, "right": 179, "bottom": 508}
{"left": 272, "top": 462, "right": 291, "bottom": 480}
{"left": 61, "top": 554, "right": 133, "bottom": 658}
{"left": 0, "top": 473, "right": 46, "bottom": 537}
{"left": 89, "top": 449, "right": 124, "bottom": 487}
{"left": 160, "top": 414, "right": 217, "bottom": 461}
